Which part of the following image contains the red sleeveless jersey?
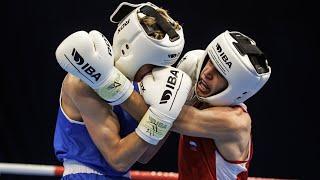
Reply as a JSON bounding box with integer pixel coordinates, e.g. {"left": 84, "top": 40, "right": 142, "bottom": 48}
{"left": 178, "top": 135, "right": 252, "bottom": 180}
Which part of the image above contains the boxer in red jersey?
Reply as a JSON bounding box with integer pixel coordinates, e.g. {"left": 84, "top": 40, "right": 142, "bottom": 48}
{"left": 56, "top": 2, "right": 270, "bottom": 178}
{"left": 55, "top": 1, "right": 270, "bottom": 179}
{"left": 169, "top": 31, "right": 271, "bottom": 179}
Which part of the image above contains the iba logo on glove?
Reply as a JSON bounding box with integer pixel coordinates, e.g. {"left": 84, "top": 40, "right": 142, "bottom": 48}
{"left": 160, "top": 70, "right": 180, "bottom": 107}
{"left": 64, "top": 48, "right": 101, "bottom": 83}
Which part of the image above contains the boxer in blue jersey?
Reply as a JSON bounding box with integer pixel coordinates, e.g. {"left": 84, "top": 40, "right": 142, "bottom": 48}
{"left": 54, "top": 2, "right": 191, "bottom": 179}
{"left": 55, "top": 2, "right": 272, "bottom": 180}
{"left": 54, "top": 83, "right": 140, "bottom": 179}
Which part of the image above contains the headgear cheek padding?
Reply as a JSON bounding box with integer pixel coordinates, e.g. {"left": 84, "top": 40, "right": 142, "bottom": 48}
{"left": 110, "top": 2, "right": 185, "bottom": 80}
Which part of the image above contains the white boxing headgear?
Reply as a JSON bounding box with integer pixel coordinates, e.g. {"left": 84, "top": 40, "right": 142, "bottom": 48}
{"left": 110, "top": 2, "right": 184, "bottom": 80}
{"left": 194, "top": 30, "right": 271, "bottom": 106}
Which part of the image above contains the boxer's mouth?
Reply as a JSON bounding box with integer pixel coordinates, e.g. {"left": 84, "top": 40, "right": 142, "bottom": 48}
{"left": 197, "top": 78, "right": 210, "bottom": 95}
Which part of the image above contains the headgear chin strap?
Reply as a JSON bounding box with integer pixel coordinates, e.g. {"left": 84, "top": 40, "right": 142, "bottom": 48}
{"left": 194, "top": 30, "right": 271, "bottom": 106}
{"left": 110, "top": 2, "right": 184, "bottom": 80}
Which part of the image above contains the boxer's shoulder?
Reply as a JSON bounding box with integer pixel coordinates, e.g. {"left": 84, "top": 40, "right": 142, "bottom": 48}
{"left": 62, "top": 74, "right": 95, "bottom": 98}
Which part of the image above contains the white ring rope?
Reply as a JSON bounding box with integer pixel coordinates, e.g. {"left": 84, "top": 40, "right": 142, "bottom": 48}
{"left": 0, "top": 163, "right": 63, "bottom": 176}
{"left": 0, "top": 162, "right": 291, "bottom": 179}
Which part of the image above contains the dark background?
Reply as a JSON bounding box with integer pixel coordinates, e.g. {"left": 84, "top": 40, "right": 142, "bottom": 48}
{"left": 2, "top": 0, "right": 319, "bottom": 179}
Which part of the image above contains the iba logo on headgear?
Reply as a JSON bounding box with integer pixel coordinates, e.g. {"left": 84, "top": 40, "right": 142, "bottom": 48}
{"left": 216, "top": 43, "right": 232, "bottom": 69}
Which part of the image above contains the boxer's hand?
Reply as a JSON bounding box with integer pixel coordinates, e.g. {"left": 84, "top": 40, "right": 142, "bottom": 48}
{"left": 135, "top": 67, "right": 192, "bottom": 145}
{"left": 55, "top": 30, "right": 133, "bottom": 105}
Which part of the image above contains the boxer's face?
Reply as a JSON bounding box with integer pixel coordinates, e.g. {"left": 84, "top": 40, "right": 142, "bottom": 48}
{"left": 196, "top": 59, "right": 228, "bottom": 97}
{"left": 134, "top": 64, "right": 156, "bottom": 82}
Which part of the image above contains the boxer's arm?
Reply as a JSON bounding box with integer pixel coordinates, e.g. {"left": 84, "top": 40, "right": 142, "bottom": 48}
{"left": 120, "top": 89, "right": 149, "bottom": 122}
{"left": 63, "top": 76, "right": 150, "bottom": 172}
{"left": 137, "top": 132, "right": 171, "bottom": 164}
{"left": 121, "top": 92, "right": 174, "bottom": 164}
{"left": 120, "top": 85, "right": 168, "bottom": 164}
{"left": 171, "top": 105, "right": 251, "bottom": 141}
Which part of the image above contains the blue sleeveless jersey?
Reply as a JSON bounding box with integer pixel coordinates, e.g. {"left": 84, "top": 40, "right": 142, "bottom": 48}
{"left": 53, "top": 83, "right": 139, "bottom": 176}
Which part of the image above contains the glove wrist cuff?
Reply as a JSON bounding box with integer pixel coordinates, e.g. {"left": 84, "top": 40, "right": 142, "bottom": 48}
{"left": 96, "top": 67, "right": 133, "bottom": 105}
{"left": 135, "top": 108, "right": 173, "bottom": 145}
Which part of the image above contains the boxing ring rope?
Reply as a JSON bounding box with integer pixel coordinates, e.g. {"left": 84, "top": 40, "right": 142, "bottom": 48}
{"left": 0, "top": 162, "right": 287, "bottom": 180}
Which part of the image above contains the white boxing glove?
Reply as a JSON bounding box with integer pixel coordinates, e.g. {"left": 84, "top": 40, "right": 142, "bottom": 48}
{"left": 136, "top": 66, "right": 192, "bottom": 145}
{"left": 177, "top": 50, "right": 206, "bottom": 83}
{"left": 55, "top": 30, "right": 133, "bottom": 105}
{"left": 176, "top": 50, "right": 206, "bottom": 103}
